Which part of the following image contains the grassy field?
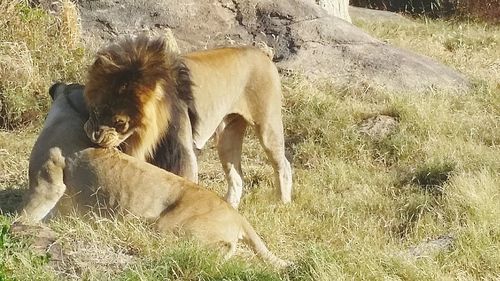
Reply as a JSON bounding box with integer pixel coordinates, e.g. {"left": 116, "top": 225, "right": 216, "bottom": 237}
{"left": 1, "top": 1, "right": 499, "bottom": 280}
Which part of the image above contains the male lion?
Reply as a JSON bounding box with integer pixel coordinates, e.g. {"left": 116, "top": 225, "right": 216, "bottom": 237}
{"left": 21, "top": 83, "right": 289, "bottom": 267}
{"left": 83, "top": 35, "right": 292, "bottom": 208}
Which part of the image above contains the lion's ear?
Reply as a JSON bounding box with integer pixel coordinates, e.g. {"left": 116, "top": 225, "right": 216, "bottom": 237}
{"left": 94, "top": 54, "right": 119, "bottom": 71}
{"left": 163, "top": 29, "right": 180, "bottom": 54}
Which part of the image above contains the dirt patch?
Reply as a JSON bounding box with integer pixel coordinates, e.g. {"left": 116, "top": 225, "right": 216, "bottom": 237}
{"left": 359, "top": 115, "right": 399, "bottom": 140}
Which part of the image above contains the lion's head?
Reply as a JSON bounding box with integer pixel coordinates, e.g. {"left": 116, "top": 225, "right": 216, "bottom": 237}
{"left": 84, "top": 35, "right": 195, "bottom": 162}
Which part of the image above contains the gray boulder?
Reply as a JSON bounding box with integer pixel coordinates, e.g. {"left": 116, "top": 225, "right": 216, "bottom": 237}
{"left": 75, "top": 0, "right": 469, "bottom": 92}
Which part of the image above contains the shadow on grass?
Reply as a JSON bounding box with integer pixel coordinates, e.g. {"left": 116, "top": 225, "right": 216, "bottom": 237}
{"left": 390, "top": 161, "right": 455, "bottom": 238}
{"left": 0, "top": 188, "right": 25, "bottom": 215}
{"left": 403, "top": 162, "right": 455, "bottom": 196}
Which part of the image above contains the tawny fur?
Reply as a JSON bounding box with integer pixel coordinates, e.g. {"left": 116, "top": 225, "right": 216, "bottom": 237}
{"left": 84, "top": 35, "right": 292, "bottom": 208}
{"left": 62, "top": 147, "right": 288, "bottom": 267}
{"left": 20, "top": 83, "right": 289, "bottom": 267}
{"left": 23, "top": 83, "right": 92, "bottom": 222}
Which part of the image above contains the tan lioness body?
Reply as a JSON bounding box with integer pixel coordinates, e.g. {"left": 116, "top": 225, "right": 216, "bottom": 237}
{"left": 23, "top": 83, "right": 92, "bottom": 222}
{"left": 21, "top": 83, "right": 289, "bottom": 267}
{"left": 83, "top": 36, "right": 292, "bottom": 208}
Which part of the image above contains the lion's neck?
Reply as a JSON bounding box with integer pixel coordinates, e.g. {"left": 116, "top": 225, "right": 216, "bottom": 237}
{"left": 123, "top": 98, "right": 170, "bottom": 161}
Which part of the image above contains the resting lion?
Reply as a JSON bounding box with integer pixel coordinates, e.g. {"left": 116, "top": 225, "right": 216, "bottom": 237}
{"left": 20, "top": 83, "right": 289, "bottom": 267}
{"left": 23, "top": 82, "right": 92, "bottom": 222}
{"left": 83, "top": 35, "right": 292, "bottom": 208}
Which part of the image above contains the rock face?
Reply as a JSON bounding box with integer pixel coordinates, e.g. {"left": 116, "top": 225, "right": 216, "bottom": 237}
{"left": 317, "top": 0, "right": 352, "bottom": 22}
{"left": 75, "top": 0, "right": 469, "bottom": 92}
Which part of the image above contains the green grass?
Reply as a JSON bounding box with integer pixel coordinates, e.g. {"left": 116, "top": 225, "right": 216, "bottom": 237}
{"left": 1, "top": 2, "right": 499, "bottom": 280}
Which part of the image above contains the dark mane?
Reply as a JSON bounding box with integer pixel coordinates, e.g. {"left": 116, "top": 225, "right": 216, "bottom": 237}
{"left": 148, "top": 58, "right": 199, "bottom": 174}
{"left": 87, "top": 34, "right": 199, "bottom": 175}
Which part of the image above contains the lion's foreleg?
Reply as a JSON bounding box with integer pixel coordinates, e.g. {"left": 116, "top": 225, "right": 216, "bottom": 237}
{"left": 19, "top": 148, "right": 67, "bottom": 223}
{"left": 216, "top": 116, "right": 247, "bottom": 208}
{"left": 178, "top": 111, "right": 199, "bottom": 183}
{"left": 179, "top": 142, "right": 198, "bottom": 183}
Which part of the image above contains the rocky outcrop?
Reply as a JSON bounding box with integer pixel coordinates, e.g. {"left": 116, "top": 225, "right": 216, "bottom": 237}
{"left": 74, "top": 0, "right": 469, "bottom": 92}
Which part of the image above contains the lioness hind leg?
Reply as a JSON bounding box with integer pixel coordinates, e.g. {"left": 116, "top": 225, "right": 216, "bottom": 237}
{"left": 216, "top": 115, "right": 247, "bottom": 208}
{"left": 255, "top": 120, "right": 292, "bottom": 203}
{"left": 19, "top": 148, "right": 66, "bottom": 223}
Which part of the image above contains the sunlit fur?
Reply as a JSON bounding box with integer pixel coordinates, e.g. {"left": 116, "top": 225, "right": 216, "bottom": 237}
{"left": 84, "top": 35, "right": 292, "bottom": 208}
{"left": 84, "top": 35, "right": 196, "bottom": 174}
{"left": 20, "top": 84, "right": 289, "bottom": 267}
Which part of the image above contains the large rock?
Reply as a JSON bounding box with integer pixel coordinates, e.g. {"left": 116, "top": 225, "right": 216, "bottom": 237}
{"left": 74, "top": 0, "right": 469, "bottom": 92}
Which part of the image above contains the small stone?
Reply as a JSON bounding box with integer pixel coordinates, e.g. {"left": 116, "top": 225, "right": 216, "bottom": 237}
{"left": 359, "top": 115, "right": 398, "bottom": 139}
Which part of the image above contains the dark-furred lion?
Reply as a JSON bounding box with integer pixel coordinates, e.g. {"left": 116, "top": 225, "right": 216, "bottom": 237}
{"left": 83, "top": 35, "right": 292, "bottom": 208}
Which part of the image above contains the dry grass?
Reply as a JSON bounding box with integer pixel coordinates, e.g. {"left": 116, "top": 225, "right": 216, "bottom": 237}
{"left": 354, "top": 14, "right": 500, "bottom": 87}
{"left": 0, "top": 0, "right": 87, "bottom": 129}
{"left": 1, "top": 2, "right": 500, "bottom": 280}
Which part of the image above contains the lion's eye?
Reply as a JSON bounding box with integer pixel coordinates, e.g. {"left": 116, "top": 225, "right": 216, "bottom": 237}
{"left": 119, "top": 83, "right": 128, "bottom": 94}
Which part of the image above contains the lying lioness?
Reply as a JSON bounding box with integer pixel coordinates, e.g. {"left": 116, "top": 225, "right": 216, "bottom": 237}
{"left": 20, "top": 83, "right": 289, "bottom": 267}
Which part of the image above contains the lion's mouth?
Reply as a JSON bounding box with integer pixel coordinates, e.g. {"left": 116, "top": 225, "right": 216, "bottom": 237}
{"left": 84, "top": 122, "right": 135, "bottom": 148}
{"left": 96, "top": 129, "right": 135, "bottom": 148}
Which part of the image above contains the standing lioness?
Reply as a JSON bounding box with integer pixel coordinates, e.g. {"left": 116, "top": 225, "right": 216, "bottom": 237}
{"left": 83, "top": 35, "right": 292, "bottom": 208}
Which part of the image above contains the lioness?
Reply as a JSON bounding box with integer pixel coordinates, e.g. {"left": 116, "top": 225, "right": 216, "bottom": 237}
{"left": 23, "top": 83, "right": 92, "bottom": 222}
{"left": 83, "top": 35, "right": 292, "bottom": 208}
{"left": 21, "top": 83, "right": 289, "bottom": 267}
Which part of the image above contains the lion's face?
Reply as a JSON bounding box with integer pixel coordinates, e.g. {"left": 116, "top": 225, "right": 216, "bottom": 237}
{"left": 83, "top": 36, "right": 177, "bottom": 150}
{"left": 84, "top": 81, "right": 149, "bottom": 148}
{"left": 84, "top": 109, "right": 133, "bottom": 148}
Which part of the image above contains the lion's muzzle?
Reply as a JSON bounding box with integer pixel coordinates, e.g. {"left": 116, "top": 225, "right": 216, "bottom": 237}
{"left": 84, "top": 121, "right": 115, "bottom": 147}
{"left": 84, "top": 119, "right": 135, "bottom": 148}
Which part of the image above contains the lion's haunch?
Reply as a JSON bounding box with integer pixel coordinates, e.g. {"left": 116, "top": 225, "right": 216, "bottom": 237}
{"left": 36, "top": 147, "right": 291, "bottom": 267}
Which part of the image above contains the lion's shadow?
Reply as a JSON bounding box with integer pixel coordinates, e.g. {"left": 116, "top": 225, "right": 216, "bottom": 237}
{"left": 0, "top": 188, "right": 25, "bottom": 215}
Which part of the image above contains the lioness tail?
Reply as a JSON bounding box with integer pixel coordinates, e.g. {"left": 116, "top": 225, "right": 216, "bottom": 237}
{"left": 241, "top": 217, "right": 290, "bottom": 268}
